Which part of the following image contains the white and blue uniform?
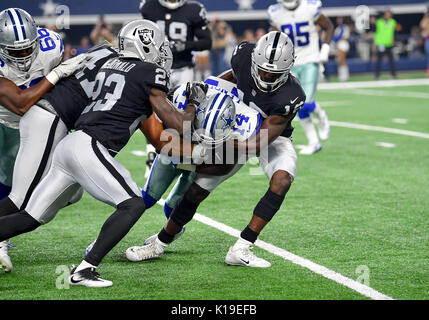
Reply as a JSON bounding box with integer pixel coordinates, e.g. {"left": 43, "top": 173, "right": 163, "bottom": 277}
{"left": 142, "top": 76, "right": 262, "bottom": 216}
{"left": 0, "top": 27, "right": 63, "bottom": 197}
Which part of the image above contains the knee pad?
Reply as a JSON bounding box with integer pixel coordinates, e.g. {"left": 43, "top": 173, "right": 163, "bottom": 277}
{"left": 298, "top": 102, "right": 316, "bottom": 119}
{"left": 253, "top": 189, "right": 285, "bottom": 222}
{"left": 141, "top": 189, "right": 158, "bottom": 209}
{"left": 117, "top": 197, "right": 146, "bottom": 222}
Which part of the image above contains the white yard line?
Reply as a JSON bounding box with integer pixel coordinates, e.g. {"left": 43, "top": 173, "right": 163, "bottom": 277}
{"left": 156, "top": 199, "right": 393, "bottom": 300}
{"left": 330, "top": 121, "right": 429, "bottom": 139}
{"left": 340, "top": 88, "right": 429, "bottom": 99}
{"left": 318, "top": 78, "right": 429, "bottom": 90}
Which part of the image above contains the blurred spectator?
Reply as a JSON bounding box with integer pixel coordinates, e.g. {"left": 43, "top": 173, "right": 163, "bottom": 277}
{"left": 420, "top": 6, "right": 429, "bottom": 76}
{"left": 406, "top": 26, "right": 425, "bottom": 58}
{"left": 209, "top": 17, "right": 229, "bottom": 76}
{"left": 90, "top": 15, "right": 116, "bottom": 46}
{"left": 242, "top": 29, "right": 255, "bottom": 42}
{"left": 223, "top": 26, "right": 238, "bottom": 68}
{"left": 333, "top": 17, "right": 350, "bottom": 81}
{"left": 374, "top": 10, "right": 402, "bottom": 79}
{"left": 194, "top": 50, "right": 211, "bottom": 81}
{"left": 255, "top": 28, "right": 266, "bottom": 41}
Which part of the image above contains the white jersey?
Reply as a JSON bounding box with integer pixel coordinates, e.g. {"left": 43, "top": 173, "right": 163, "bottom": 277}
{"left": 0, "top": 27, "right": 63, "bottom": 129}
{"left": 268, "top": 0, "right": 322, "bottom": 66}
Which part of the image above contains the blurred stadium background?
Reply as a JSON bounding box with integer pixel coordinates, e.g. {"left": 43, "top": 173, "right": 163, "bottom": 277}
{"left": 7, "top": 0, "right": 429, "bottom": 79}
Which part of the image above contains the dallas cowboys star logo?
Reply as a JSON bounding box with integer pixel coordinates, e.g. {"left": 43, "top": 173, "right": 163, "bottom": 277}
{"left": 222, "top": 115, "right": 234, "bottom": 129}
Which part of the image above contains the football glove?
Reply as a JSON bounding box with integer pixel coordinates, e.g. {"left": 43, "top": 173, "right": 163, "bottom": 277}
{"left": 319, "top": 43, "right": 330, "bottom": 64}
{"left": 170, "top": 40, "right": 186, "bottom": 53}
{"left": 185, "top": 81, "right": 208, "bottom": 107}
{"left": 46, "top": 53, "right": 88, "bottom": 85}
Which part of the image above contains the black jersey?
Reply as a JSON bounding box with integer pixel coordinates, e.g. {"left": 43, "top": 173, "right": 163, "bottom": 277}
{"left": 231, "top": 42, "right": 306, "bottom": 138}
{"left": 75, "top": 57, "right": 169, "bottom": 154}
{"left": 42, "top": 45, "right": 119, "bottom": 131}
{"left": 140, "top": 0, "right": 209, "bottom": 69}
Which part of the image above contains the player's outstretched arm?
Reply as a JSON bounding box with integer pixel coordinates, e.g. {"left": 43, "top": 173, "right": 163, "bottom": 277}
{"left": 234, "top": 113, "right": 294, "bottom": 156}
{"left": 317, "top": 14, "right": 334, "bottom": 44}
{"left": 149, "top": 87, "right": 196, "bottom": 135}
{"left": 0, "top": 77, "right": 54, "bottom": 115}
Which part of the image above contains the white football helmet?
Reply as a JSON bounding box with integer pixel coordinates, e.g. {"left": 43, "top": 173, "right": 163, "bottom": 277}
{"left": 251, "top": 31, "right": 295, "bottom": 93}
{"left": 277, "top": 0, "right": 301, "bottom": 10}
{"left": 0, "top": 8, "right": 39, "bottom": 72}
{"left": 159, "top": 0, "right": 187, "bottom": 10}
{"left": 117, "top": 19, "right": 172, "bottom": 71}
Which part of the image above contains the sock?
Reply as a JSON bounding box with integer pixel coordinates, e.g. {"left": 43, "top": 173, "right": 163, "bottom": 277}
{"left": 163, "top": 203, "right": 173, "bottom": 219}
{"left": 299, "top": 117, "right": 320, "bottom": 146}
{"left": 0, "top": 197, "right": 19, "bottom": 218}
{"left": 240, "top": 225, "right": 259, "bottom": 243}
{"left": 0, "top": 211, "right": 40, "bottom": 241}
{"left": 141, "top": 189, "right": 157, "bottom": 209}
{"left": 158, "top": 228, "right": 174, "bottom": 244}
{"left": 75, "top": 259, "right": 97, "bottom": 272}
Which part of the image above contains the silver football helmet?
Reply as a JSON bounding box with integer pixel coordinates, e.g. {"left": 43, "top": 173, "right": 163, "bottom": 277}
{"left": 0, "top": 8, "right": 39, "bottom": 72}
{"left": 118, "top": 19, "right": 172, "bottom": 71}
{"left": 159, "top": 0, "right": 187, "bottom": 10}
{"left": 277, "top": 0, "right": 301, "bottom": 10}
{"left": 193, "top": 92, "right": 236, "bottom": 146}
{"left": 251, "top": 31, "right": 295, "bottom": 93}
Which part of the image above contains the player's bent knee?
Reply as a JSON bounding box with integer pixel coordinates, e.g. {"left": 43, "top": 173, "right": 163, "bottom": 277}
{"left": 117, "top": 197, "right": 146, "bottom": 222}
{"left": 270, "top": 171, "right": 292, "bottom": 196}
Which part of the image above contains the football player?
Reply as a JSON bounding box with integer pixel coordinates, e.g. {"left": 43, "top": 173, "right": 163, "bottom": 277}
{"left": 268, "top": 0, "right": 334, "bottom": 155}
{"left": 0, "top": 20, "right": 206, "bottom": 287}
{"left": 139, "top": 0, "right": 212, "bottom": 178}
{"left": 0, "top": 8, "right": 87, "bottom": 272}
{"left": 125, "top": 31, "right": 307, "bottom": 268}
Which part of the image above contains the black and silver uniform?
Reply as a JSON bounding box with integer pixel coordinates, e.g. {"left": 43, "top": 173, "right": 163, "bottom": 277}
{"left": 140, "top": 0, "right": 211, "bottom": 69}
{"left": 75, "top": 57, "right": 169, "bottom": 154}
{"left": 42, "top": 45, "right": 119, "bottom": 130}
{"left": 231, "top": 41, "right": 306, "bottom": 138}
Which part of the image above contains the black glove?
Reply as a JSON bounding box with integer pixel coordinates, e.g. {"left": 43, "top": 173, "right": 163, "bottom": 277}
{"left": 170, "top": 40, "right": 186, "bottom": 53}
{"left": 185, "top": 81, "right": 208, "bottom": 106}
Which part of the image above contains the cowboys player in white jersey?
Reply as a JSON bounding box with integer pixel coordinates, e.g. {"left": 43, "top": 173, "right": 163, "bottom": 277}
{"left": 0, "top": 8, "right": 86, "bottom": 272}
{"left": 139, "top": 0, "right": 212, "bottom": 178}
{"left": 0, "top": 20, "right": 210, "bottom": 287}
{"left": 125, "top": 32, "right": 307, "bottom": 268}
{"left": 269, "top": 0, "right": 334, "bottom": 155}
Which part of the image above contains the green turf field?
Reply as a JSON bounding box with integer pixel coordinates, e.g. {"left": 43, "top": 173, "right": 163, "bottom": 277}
{"left": 1, "top": 76, "right": 428, "bottom": 300}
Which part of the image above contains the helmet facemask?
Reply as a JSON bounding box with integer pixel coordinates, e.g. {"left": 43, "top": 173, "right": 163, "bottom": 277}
{"left": 251, "top": 56, "right": 290, "bottom": 93}
{"left": 277, "top": 0, "right": 301, "bottom": 10}
{"left": 0, "top": 39, "right": 39, "bottom": 72}
{"left": 158, "top": 0, "right": 187, "bottom": 10}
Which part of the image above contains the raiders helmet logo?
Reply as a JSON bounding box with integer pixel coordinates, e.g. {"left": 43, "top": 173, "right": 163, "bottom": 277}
{"left": 138, "top": 28, "right": 154, "bottom": 45}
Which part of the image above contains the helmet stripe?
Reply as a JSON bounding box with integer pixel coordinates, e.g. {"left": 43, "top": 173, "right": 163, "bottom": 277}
{"left": 202, "top": 93, "right": 220, "bottom": 130}
{"left": 7, "top": 10, "right": 20, "bottom": 41}
{"left": 14, "top": 9, "right": 27, "bottom": 40}
{"left": 209, "top": 94, "right": 229, "bottom": 135}
{"left": 268, "top": 31, "right": 281, "bottom": 64}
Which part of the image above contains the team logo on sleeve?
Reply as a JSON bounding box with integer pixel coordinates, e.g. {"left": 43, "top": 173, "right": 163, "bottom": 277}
{"left": 138, "top": 29, "right": 154, "bottom": 45}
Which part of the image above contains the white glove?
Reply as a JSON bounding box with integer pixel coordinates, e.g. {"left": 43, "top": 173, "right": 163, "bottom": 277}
{"left": 46, "top": 53, "right": 88, "bottom": 85}
{"left": 319, "top": 43, "right": 330, "bottom": 63}
{"left": 191, "top": 143, "right": 207, "bottom": 164}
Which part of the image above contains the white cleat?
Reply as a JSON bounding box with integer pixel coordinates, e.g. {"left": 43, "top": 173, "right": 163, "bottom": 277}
{"left": 126, "top": 238, "right": 167, "bottom": 262}
{"left": 317, "top": 109, "right": 330, "bottom": 140}
{"left": 69, "top": 265, "right": 112, "bottom": 288}
{"left": 299, "top": 143, "right": 322, "bottom": 155}
{"left": 0, "top": 240, "right": 13, "bottom": 272}
{"left": 225, "top": 241, "right": 271, "bottom": 268}
{"left": 143, "top": 226, "right": 186, "bottom": 246}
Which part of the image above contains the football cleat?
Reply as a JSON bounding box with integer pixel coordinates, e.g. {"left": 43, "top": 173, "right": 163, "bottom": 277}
{"left": 125, "top": 238, "right": 167, "bottom": 262}
{"left": 143, "top": 226, "right": 186, "bottom": 246}
{"left": 225, "top": 239, "right": 271, "bottom": 268}
{"left": 317, "top": 107, "right": 330, "bottom": 140}
{"left": 69, "top": 265, "right": 112, "bottom": 288}
{"left": 0, "top": 240, "right": 13, "bottom": 272}
{"left": 299, "top": 143, "right": 322, "bottom": 155}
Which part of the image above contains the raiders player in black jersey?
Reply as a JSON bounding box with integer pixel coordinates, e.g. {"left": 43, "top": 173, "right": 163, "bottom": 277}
{"left": 0, "top": 20, "right": 207, "bottom": 287}
{"left": 132, "top": 31, "right": 306, "bottom": 268}
{"left": 140, "top": 0, "right": 212, "bottom": 179}
{"left": 0, "top": 45, "right": 119, "bottom": 222}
